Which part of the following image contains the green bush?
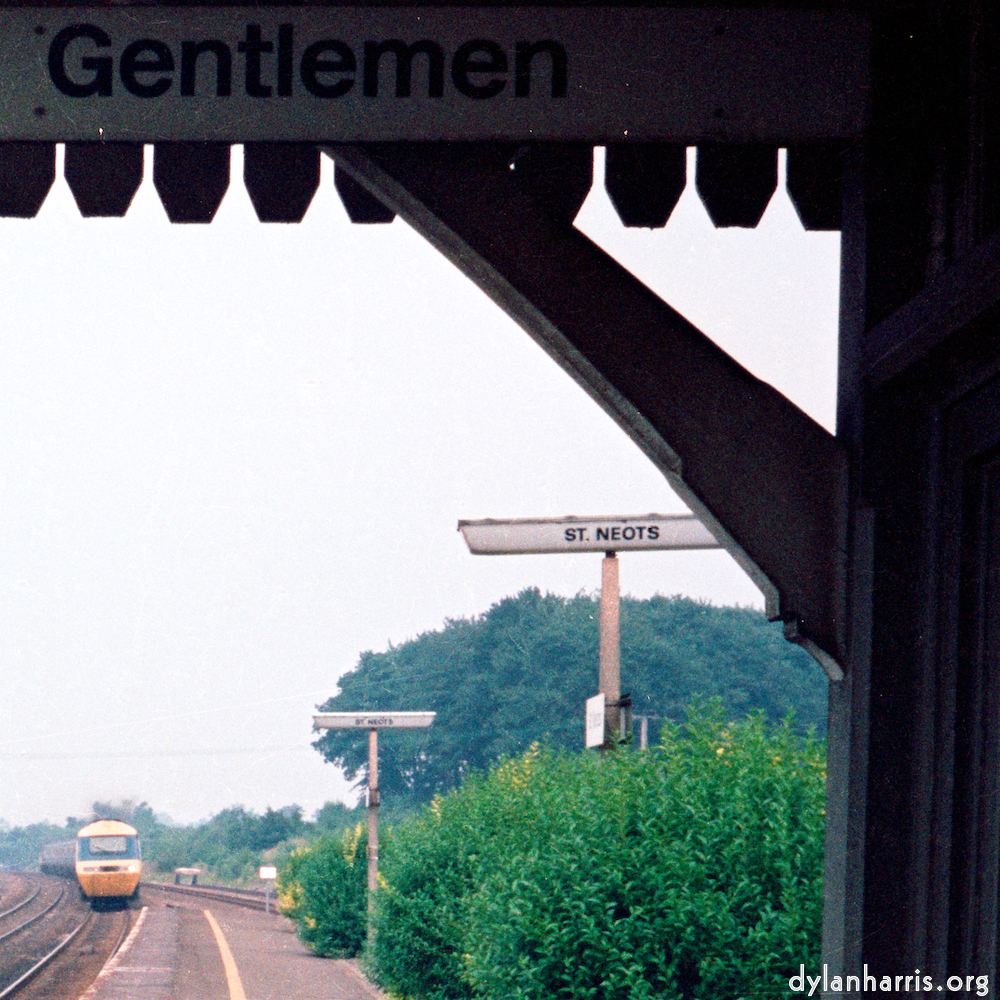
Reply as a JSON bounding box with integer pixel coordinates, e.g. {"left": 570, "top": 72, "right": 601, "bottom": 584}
{"left": 279, "top": 825, "right": 369, "bottom": 958}
{"left": 369, "top": 705, "right": 825, "bottom": 1000}
{"left": 368, "top": 771, "right": 510, "bottom": 999}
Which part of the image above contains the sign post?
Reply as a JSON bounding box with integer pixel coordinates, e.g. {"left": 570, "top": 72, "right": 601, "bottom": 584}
{"left": 600, "top": 551, "right": 621, "bottom": 740}
{"left": 259, "top": 865, "right": 277, "bottom": 913}
{"left": 312, "top": 711, "right": 436, "bottom": 922}
{"left": 458, "top": 514, "right": 719, "bottom": 748}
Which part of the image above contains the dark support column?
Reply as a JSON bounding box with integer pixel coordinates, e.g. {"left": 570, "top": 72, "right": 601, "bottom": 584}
{"left": 821, "top": 145, "right": 870, "bottom": 990}
{"left": 323, "top": 142, "right": 848, "bottom": 670}
{"left": 830, "top": 4, "right": 1000, "bottom": 993}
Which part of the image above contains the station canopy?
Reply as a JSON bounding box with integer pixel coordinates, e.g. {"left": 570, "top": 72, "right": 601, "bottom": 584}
{"left": 0, "top": 4, "right": 866, "bottom": 228}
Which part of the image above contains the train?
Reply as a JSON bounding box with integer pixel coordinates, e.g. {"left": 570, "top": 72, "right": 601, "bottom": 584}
{"left": 38, "top": 820, "right": 142, "bottom": 905}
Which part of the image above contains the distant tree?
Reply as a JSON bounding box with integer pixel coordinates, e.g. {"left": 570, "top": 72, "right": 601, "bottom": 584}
{"left": 620, "top": 595, "right": 828, "bottom": 734}
{"left": 0, "top": 819, "right": 75, "bottom": 868}
{"left": 89, "top": 799, "right": 158, "bottom": 835}
{"left": 314, "top": 801, "right": 363, "bottom": 834}
{"left": 210, "top": 806, "right": 260, "bottom": 852}
{"left": 314, "top": 589, "right": 825, "bottom": 809}
{"left": 257, "top": 806, "right": 303, "bottom": 849}
{"left": 177, "top": 804, "right": 307, "bottom": 856}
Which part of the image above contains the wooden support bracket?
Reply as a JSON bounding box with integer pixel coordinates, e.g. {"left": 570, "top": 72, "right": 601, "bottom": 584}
{"left": 323, "top": 142, "right": 849, "bottom": 674}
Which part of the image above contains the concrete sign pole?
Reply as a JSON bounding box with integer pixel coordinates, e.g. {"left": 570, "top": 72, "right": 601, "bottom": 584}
{"left": 459, "top": 514, "right": 719, "bottom": 748}
{"left": 367, "top": 728, "right": 379, "bottom": 908}
{"left": 312, "top": 712, "right": 435, "bottom": 922}
{"left": 600, "top": 552, "right": 621, "bottom": 746}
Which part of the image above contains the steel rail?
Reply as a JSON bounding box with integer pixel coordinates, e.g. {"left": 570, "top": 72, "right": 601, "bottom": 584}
{"left": 0, "top": 879, "right": 41, "bottom": 922}
{"left": 110, "top": 908, "right": 132, "bottom": 960}
{"left": 0, "top": 885, "right": 65, "bottom": 945}
{"left": 144, "top": 881, "right": 268, "bottom": 912}
{"left": 0, "top": 909, "right": 90, "bottom": 1000}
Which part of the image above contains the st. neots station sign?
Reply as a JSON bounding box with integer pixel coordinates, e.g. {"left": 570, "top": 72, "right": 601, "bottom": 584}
{"left": 0, "top": 7, "right": 868, "bottom": 141}
{"left": 313, "top": 712, "right": 436, "bottom": 729}
{"left": 458, "top": 514, "right": 720, "bottom": 555}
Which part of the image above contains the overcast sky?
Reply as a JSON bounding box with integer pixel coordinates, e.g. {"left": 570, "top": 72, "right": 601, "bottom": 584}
{"left": 0, "top": 146, "right": 839, "bottom": 829}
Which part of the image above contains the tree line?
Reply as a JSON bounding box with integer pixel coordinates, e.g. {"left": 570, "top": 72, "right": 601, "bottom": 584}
{"left": 0, "top": 798, "right": 364, "bottom": 880}
{"left": 313, "top": 588, "right": 827, "bottom": 809}
{"left": 3, "top": 590, "right": 826, "bottom": 878}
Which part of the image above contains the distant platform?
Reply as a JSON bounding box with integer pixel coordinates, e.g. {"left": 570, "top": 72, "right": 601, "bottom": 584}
{"left": 81, "top": 892, "right": 384, "bottom": 1000}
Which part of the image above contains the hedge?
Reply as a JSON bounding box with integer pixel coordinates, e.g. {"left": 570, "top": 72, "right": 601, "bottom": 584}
{"left": 278, "top": 824, "right": 368, "bottom": 958}
{"left": 366, "top": 705, "right": 825, "bottom": 1000}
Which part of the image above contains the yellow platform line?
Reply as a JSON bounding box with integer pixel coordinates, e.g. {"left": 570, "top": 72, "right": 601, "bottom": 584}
{"left": 203, "top": 910, "right": 247, "bottom": 1000}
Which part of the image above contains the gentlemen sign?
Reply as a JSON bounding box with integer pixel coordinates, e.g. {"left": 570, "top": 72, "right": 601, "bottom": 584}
{"left": 458, "top": 514, "right": 719, "bottom": 555}
{"left": 0, "top": 8, "right": 867, "bottom": 141}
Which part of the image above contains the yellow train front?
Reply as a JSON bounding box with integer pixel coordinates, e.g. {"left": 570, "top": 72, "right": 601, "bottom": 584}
{"left": 75, "top": 820, "right": 142, "bottom": 904}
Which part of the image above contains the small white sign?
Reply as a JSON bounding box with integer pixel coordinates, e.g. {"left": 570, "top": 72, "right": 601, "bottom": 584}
{"left": 459, "top": 514, "right": 718, "bottom": 555}
{"left": 259, "top": 866, "right": 278, "bottom": 880}
{"left": 585, "top": 693, "right": 606, "bottom": 748}
{"left": 314, "top": 711, "right": 436, "bottom": 730}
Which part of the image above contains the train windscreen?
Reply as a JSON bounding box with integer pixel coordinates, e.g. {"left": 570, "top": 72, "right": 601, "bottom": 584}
{"left": 78, "top": 835, "right": 139, "bottom": 860}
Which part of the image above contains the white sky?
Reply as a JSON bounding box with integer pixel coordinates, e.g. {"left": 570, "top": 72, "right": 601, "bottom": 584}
{"left": 0, "top": 146, "right": 839, "bottom": 828}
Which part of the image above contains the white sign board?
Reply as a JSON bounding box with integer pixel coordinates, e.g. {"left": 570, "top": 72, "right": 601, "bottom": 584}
{"left": 259, "top": 866, "right": 278, "bottom": 880}
{"left": 314, "top": 711, "right": 436, "bottom": 729}
{"left": 0, "top": 8, "right": 867, "bottom": 141}
{"left": 458, "top": 514, "right": 719, "bottom": 555}
{"left": 585, "top": 693, "right": 606, "bottom": 748}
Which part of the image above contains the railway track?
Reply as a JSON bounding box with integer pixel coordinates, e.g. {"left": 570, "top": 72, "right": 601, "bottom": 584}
{"left": 0, "top": 873, "right": 268, "bottom": 1000}
{"left": 0, "top": 872, "right": 131, "bottom": 1000}
{"left": 143, "top": 880, "right": 272, "bottom": 912}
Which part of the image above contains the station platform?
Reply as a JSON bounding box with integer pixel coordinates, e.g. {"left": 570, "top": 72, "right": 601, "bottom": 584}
{"left": 79, "top": 898, "right": 384, "bottom": 1000}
